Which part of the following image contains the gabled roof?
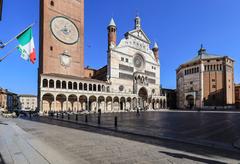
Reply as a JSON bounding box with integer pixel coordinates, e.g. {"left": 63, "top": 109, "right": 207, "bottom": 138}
{"left": 126, "top": 28, "right": 151, "bottom": 44}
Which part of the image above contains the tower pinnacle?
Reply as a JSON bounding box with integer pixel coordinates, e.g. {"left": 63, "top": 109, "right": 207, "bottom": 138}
{"left": 135, "top": 16, "right": 141, "bottom": 29}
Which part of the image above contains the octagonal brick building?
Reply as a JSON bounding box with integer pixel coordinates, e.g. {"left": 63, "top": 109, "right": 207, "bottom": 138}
{"left": 176, "top": 46, "right": 235, "bottom": 109}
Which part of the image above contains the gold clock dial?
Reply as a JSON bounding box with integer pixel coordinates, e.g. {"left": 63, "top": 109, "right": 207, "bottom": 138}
{"left": 50, "top": 16, "right": 79, "bottom": 45}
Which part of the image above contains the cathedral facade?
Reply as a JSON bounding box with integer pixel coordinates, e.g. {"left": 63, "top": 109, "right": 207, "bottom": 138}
{"left": 38, "top": 0, "right": 166, "bottom": 113}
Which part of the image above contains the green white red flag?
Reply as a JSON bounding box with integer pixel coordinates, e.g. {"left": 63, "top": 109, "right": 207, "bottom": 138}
{"left": 16, "top": 27, "right": 36, "bottom": 64}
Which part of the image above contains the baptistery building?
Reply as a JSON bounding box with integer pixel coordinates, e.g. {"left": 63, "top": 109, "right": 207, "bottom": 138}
{"left": 38, "top": 0, "right": 166, "bottom": 113}
{"left": 176, "top": 46, "right": 235, "bottom": 109}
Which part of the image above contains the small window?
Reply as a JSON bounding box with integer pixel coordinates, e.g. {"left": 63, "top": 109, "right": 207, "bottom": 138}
{"left": 212, "top": 79, "right": 216, "bottom": 82}
{"left": 212, "top": 85, "right": 216, "bottom": 88}
{"left": 50, "top": 46, "right": 53, "bottom": 51}
{"left": 126, "top": 58, "right": 129, "bottom": 62}
{"left": 121, "top": 57, "right": 124, "bottom": 61}
{"left": 50, "top": 0, "right": 54, "bottom": 6}
{"left": 190, "top": 81, "right": 193, "bottom": 84}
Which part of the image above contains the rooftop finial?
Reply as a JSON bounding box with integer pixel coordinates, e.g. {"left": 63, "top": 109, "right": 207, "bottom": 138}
{"left": 135, "top": 13, "right": 141, "bottom": 30}
{"left": 198, "top": 44, "right": 206, "bottom": 56}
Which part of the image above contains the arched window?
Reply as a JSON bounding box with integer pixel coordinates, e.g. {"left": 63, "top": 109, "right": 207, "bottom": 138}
{"left": 84, "top": 83, "right": 87, "bottom": 91}
{"left": 93, "top": 84, "right": 96, "bottom": 91}
{"left": 50, "top": 1, "right": 54, "bottom": 6}
{"left": 62, "top": 81, "right": 66, "bottom": 89}
{"left": 89, "top": 84, "right": 92, "bottom": 91}
{"left": 107, "top": 86, "right": 110, "bottom": 92}
{"left": 79, "top": 83, "right": 83, "bottom": 90}
{"left": 56, "top": 80, "right": 61, "bottom": 89}
{"left": 68, "top": 82, "right": 73, "bottom": 90}
{"left": 102, "top": 85, "right": 105, "bottom": 92}
{"left": 43, "top": 79, "right": 48, "bottom": 88}
{"left": 98, "top": 84, "right": 101, "bottom": 92}
{"left": 49, "top": 79, "right": 54, "bottom": 88}
{"left": 73, "top": 82, "right": 77, "bottom": 90}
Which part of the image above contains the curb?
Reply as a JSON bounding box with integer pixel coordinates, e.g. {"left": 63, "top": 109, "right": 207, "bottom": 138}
{"left": 42, "top": 117, "right": 240, "bottom": 154}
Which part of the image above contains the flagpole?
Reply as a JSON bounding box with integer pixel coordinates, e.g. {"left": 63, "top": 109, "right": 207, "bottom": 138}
{"left": 0, "top": 23, "right": 35, "bottom": 49}
{"left": 0, "top": 46, "right": 18, "bottom": 62}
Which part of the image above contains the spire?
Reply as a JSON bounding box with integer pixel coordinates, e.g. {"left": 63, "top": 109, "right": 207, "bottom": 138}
{"left": 152, "top": 42, "right": 159, "bottom": 61}
{"left": 135, "top": 16, "right": 141, "bottom": 29}
{"left": 108, "top": 18, "right": 116, "bottom": 27}
{"left": 153, "top": 42, "right": 159, "bottom": 49}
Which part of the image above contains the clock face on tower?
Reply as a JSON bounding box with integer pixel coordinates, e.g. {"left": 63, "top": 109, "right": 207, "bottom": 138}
{"left": 50, "top": 16, "right": 79, "bottom": 45}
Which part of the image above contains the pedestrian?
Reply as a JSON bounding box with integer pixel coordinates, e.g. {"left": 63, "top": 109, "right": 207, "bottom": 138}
{"left": 136, "top": 106, "right": 140, "bottom": 117}
{"left": 98, "top": 108, "right": 101, "bottom": 116}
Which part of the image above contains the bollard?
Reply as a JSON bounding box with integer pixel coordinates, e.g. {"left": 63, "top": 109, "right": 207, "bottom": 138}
{"left": 57, "top": 112, "right": 59, "bottom": 118}
{"left": 29, "top": 112, "right": 32, "bottom": 119}
{"left": 98, "top": 115, "right": 101, "bottom": 125}
{"left": 61, "top": 113, "right": 64, "bottom": 119}
{"left": 85, "top": 115, "right": 88, "bottom": 123}
{"left": 114, "top": 116, "right": 118, "bottom": 127}
{"left": 68, "top": 114, "right": 70, "bottom": 120}
{"left": 75, "top": 114, "right": 78, "bottom": 121}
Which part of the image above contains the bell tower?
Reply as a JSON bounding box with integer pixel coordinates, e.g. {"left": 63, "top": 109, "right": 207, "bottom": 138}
{"left": 39, "top": 0, "right": 84, "bottom": 77}
{"left": 107, "top": 18, "right": 117, "bottom": 50}
{"left": 152, "top": 42, "right": 159, "bottom": 61}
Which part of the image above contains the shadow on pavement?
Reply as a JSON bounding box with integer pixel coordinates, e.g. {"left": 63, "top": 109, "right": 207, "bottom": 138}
{"left": 159, "top": 151, "right": 226, "bottom": 164}
{"left": 21, "top": 116, "right": 240, "bottom": 161}
{"left": 0, "top": 153, "right": 5, "bottom": 164}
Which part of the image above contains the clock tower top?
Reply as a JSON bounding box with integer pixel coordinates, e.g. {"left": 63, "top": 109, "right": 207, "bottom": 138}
{"left": 39, "top": 0, "right": 84, "bottom": 77}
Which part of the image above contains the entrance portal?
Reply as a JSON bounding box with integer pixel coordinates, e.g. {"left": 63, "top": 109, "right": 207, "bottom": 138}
{"left": 138, "top": 87, "right": 148, "bottom": 109}
{"left": 186, "top": 95, "right": 194, "bottom": 109}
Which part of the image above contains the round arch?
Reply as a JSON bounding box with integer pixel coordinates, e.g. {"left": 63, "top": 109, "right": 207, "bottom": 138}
{"left": 106, "top": 96, "right": 112, "bottom": 111}
{"left": 79, "top": 95, "right": 87, "bottom": 111}
{"left": 89, "top": 95, "right": 97, "bottom": 112}
{"left": 42, "top": 93, "right": 54, "bottom": 112}
{"left": 68, "top": 94, "right": 78, "bottom": 112}
{"left": 56, "top": 94, "right": 67, "bottom": 111}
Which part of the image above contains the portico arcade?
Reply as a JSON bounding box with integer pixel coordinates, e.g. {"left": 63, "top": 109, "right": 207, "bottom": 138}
{"left": 40, "top": 74, "right": 167, "bottom": 113}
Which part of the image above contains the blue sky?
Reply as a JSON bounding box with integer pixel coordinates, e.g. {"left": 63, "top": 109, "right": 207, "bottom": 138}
{"left": 0, "top": 0, "right": 240, "bottom": 95}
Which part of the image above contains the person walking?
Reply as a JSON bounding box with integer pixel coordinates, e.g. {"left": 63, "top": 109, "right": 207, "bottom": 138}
{"left": 136, "top": 106, "right": 140, "bottom": 117}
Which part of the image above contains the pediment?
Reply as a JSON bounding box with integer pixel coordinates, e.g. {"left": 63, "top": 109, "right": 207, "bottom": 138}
{"left": 127, "top": 29, "right": 151, "bottom": 44}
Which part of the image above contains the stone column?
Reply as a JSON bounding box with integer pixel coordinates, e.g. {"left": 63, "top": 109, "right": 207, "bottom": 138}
{"left": 66, "top": 99, "right": 69, "bottom": 111}
{"left": 87, "top": 101, "right": 89, "bottom": 111}
{"left": 54, "top": 96, "right": 56, "bottom": 112}
{"left": 40, "top": 100, "right": 43, "bottom": 113}
{"left": 111, "top": 100, "right": 113, "bottom": 112}
{"left": 77, "top": 101, "right": 80, "bottom": 112}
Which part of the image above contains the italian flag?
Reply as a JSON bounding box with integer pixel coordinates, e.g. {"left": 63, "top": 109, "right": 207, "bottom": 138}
{"left": 17, "top": 27, "right": 36, "bottom": 64}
